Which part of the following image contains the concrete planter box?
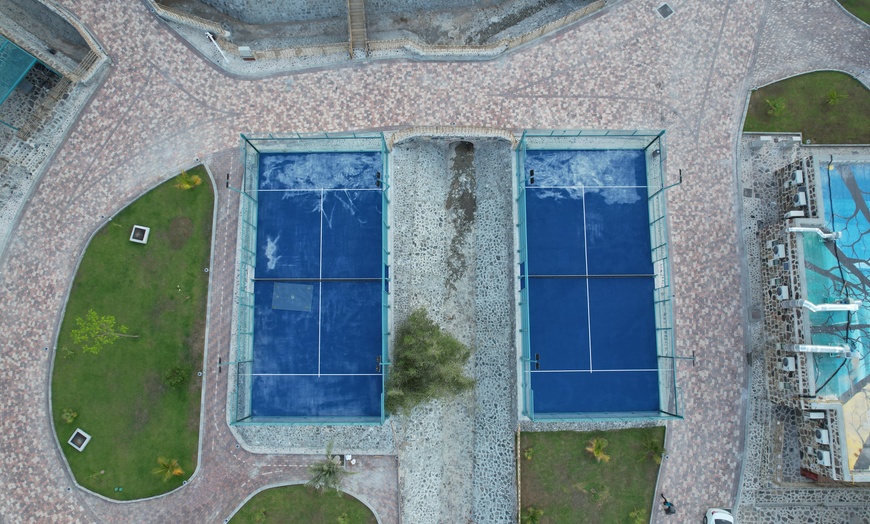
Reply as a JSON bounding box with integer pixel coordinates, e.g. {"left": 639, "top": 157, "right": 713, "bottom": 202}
{"left": 130, "top": 225, "right": 150, "bottom": 244}
{"left": 68, "top": 428, "right": 91, "bottom": 452}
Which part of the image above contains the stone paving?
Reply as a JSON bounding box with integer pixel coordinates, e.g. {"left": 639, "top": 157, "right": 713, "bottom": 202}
{"left": 0, "top": 0, "right": 868, "bottom": 522}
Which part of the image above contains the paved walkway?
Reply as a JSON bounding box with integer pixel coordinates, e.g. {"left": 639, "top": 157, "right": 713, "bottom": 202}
{"left": 0, "top": 0, "right": 867, "bottom": 522}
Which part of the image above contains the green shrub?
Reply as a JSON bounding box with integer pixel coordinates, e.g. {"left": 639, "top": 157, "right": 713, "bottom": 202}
{"left": 60, "top": 408, "right": 78, "bottom": 424}
{"left": 766, "top": 97, "right": 786, "bottom": 117}
{"left": 521, "top": 507, "right": 544, "bottom": 524}
{"left": 629, "top": 508, "right": 648, "bottom": 524}
{"left": 163, "top": 364, "right": 191, "bottom": 387}
{"left": 385, "top": 308, "right": 474, "bottom": 413}
{"left": 175, "top": 170, "right": 202, "bottom": 190}
{"left": 639, "top": 432, "right": 665, "bottom": 464}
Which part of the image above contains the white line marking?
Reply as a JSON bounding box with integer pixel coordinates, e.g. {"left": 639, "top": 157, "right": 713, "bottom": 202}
{"left": 530, "top": 369, "right": 658, "bottom": 373}
{"left": 526, "top": 184, "right": 648, "bottom": 190}
{"left": 257, "top": 188, "right": 381, "bottom": 192}
{"left": 581, "top": 186, "right": 593, "bottom": 373}
{"left": 250, "top": 373, "right": 383, "bottom": 377}
{"left": 318, "top": 188, "right": 323, "bottom": 378}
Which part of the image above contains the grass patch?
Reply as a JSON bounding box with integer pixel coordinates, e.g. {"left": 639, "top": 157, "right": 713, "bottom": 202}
{"left": 838, "top": 0, "right": 870, "bottom": 24}
{"left": 521, "top": 427, "right": 665, "bottom": 524}
{"left": 230, "top": 485, "right": 378, "bottom": 524}
{"left": 743, "top": 71, "right": 870, "bottom": 144}
{"left": 51, "top": 166, "right": 213, "bottom": 500}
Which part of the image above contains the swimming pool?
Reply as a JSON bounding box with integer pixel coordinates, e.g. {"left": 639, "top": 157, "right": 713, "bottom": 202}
{"left": 804, "top": 160, "right": 870, "bottom": 399}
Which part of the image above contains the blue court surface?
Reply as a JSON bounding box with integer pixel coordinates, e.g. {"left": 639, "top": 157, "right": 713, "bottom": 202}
{"left": 523, "top": 149, "right": 659, "bottom": 415}
{"left": 251, "top": 152, "right": 384, "bottom": 419}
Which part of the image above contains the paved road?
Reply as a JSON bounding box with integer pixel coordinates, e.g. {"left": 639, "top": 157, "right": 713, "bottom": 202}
{"left": 0, "top": 0, "right": 867, "bottom": 521}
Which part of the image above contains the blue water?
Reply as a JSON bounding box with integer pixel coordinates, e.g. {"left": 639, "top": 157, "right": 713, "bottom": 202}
{"left": 522, "top": 149, "right": 659, "bottom": 415}
{"left": 805, "top": 163, "right": 870, "bottom": 398}
{"left": 251, "top": 152, "right": 384, "bottom": 419}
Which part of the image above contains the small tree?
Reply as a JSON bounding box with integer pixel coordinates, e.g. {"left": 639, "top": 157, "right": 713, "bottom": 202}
{"left": 766, "top": 97, "right": 786, "bottom": 117}
{"left": 71, "top": 309, "right": 138, "bottom": 354}
{"left": 385, "top": 308, "right": 475, "bottom": 413}
{"left": 629, "top": 508, "right": 647, "bottom": 524}
{"left": 307, "top": 441, "right": 355, "bottom": 495}
{"left": 586, "top": 437, "right": 611, "bottom": 463}
{"left": 153, "top": 457, "right": 184, "bottom": 482}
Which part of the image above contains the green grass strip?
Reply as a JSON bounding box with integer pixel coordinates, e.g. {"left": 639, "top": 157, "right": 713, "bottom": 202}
{"left": 838, "top": 0, "right": 870, "bottom": 24}
{"left": 744, "top": 71, "right": 870, "bottom": 144}
{"left": 51, "top": 167, "right": 213, "bottom": 500}
{"left": 521, "top": 427, "right": 665, "bottom": 524}
{"left": 230, "top": 485, "right": 378, "bottom": 523}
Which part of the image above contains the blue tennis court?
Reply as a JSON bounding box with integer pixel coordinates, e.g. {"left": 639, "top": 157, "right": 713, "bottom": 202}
{"left": 521, "top": 149, "right": 660, "bottom": 416}
{"left": 250, "top": 151, "right": 386, "bottom": 419}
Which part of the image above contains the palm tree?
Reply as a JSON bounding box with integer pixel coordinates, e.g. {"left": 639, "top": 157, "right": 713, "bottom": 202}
{"left": 586, "top": 437, "right": 611, "bottom": 463}
{"left": 521, "top": 507, "right": 544, "bottom": 524}
{"left": 640, "top": 433, "right": 665, "bottom": 464}
{"left": 765, "top": 97, "right": 786, "bottom": 117}
{"left": 174, "top": 170, "right": 202, "bottom": 190}
{"left": 307, "top": 441, "right": 356, "bottom": 495}
{"left": 153, "top": 457, "right": 184, "bottom": 482}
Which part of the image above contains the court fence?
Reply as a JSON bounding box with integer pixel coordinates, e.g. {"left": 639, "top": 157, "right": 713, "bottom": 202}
{"left": 515, "top": 129, "right": 682, "bottom": 422}
{"left": 230, "top": 132, "right": 391, "bottom": 425}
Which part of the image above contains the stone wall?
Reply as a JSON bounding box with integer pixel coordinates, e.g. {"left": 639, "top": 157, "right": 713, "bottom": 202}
{"left": 199, "top": 0, "right": 508, "bottom": 22}
{"left": 199, "top": 0, "right": 346, "bottom": 23}
{"left": 0, "top": 0, "right": 88, "bottom": 57}
{"left": 365, "top": 0, "right": 503, "bottom": 14}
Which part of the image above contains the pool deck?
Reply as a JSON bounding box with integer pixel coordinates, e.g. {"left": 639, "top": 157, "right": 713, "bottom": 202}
{"left": 0, "top": 0, "right": 868, "bottom": 522}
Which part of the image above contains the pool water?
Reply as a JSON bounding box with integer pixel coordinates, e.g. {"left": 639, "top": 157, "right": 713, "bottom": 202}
{"left": 803, "top": 162, "right": 870, "bottom": 398}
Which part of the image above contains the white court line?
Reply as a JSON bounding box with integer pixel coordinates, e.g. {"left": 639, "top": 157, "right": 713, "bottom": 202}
{"left": 525, "top": 184, "right": 648, "bottom": 189}
{"left": 530, "top": 369, "right": 659, "bottom": 373}
{"left": 581, "top": 186, "right": 593, "bottom": 373}
{"left": 318, "top": 188, "right": 323, "bottom": 378}
{"left": 251, "top": 373, "right": 383, "bottom": 377}
{"left": 257, "top": 187, "right": 382, "bottom": 192}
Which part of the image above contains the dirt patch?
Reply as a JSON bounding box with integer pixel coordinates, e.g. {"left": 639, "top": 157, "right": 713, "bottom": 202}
{"left": 168, "top": 216, "right": 194, "bottom": 250}
{"left": 445, "top": 141, "right": 477, "bottom": 290}
{"left": 133, "top": 371, "right": 166, "bottom": 432}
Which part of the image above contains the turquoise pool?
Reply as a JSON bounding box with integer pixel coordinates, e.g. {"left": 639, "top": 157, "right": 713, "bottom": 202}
{"left": 803, "top": 161, "right": 870, "bottom": 399}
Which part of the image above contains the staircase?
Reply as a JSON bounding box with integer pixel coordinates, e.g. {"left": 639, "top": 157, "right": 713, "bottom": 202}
{"left": 347, "top": 0, "right": 368, "bottom": 58}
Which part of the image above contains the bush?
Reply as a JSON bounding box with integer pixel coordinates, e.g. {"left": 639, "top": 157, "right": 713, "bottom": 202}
{"left": 163, "top": 364, "right": 191, "bottom": 387}
{"left": 61, "top": 408, "right": 78, "bottom": 424}
{"left": 385, "top": 308, "right": 474, "bottom": 413}
{"left": 766, "top": 97, "right": 786, "bottom": 117}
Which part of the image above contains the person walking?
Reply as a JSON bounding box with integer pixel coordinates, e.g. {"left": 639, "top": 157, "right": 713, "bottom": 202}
{"left": 660, "top": 493, "right": 676, "bottom": 515}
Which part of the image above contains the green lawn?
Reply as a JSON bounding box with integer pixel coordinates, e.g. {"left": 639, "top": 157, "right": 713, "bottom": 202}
{"left": 743, "top": 71, "right": 870, "bottom": 144}
{"left": 839, "top": 0, "right": 870, "bottom": 24}
{"left": 230, "top": 485, "right": 378, "bottom": 524}
{"left": 51, "top": 167, "right": 213, "bottom": 500}
{"left": 521, "top": 427, "right": 665, "bottom": 524}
